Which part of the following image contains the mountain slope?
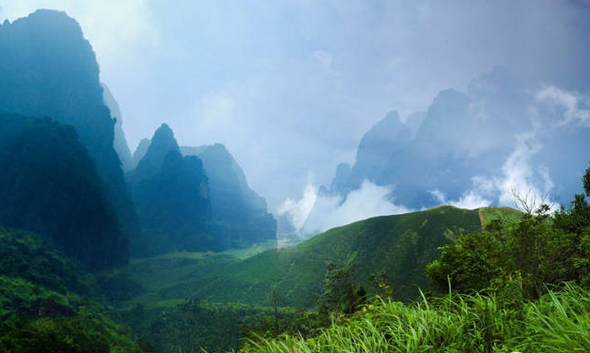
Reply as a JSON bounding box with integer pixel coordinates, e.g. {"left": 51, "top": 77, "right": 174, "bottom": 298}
{"left": 102, "top": 84, "right": 134, "bottom": 171}
{"left": 0, "top": 10, "right": 138, "bottom": 236}
{"left": 147, "top": 206, "right": 515, "bottom": 307}
{"left": 182, "top": 144, "right": 277, "bottom": 247}
{"left": 0, "top": 113, "right": 127, "bottom": 269}
{"left": 127, "top": 124, "right": 212, "bottom": 255}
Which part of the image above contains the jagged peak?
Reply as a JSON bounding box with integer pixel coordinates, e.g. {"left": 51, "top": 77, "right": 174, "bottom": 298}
{"left": 150, "top": 123, "right": 179, "bottom": 151}
{"left": 133, "top": 124, "right": 180, "bottom": 174}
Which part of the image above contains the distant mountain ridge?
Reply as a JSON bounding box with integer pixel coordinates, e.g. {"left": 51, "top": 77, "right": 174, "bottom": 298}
{"left": 328, "top": 67, "right": 590, "bottom": 209}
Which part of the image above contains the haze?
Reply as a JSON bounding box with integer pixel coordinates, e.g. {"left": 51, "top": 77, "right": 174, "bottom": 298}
{"left": 2, "top": 0, "right": 589, "bottom": 211}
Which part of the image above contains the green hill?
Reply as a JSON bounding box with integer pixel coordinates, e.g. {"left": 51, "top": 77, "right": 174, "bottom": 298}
{"left": 129, "top": 206, "right": 518, "bottom": 308}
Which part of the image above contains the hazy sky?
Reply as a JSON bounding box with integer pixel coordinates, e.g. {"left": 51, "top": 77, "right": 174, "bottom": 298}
{"left": 2, "top": 0, "right": 589, "bottom": 208}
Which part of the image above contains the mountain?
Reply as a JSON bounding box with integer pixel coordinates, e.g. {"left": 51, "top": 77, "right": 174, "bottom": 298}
{"left": 335, "top": 111, "right": 413, "bottom": 194}
{"left": 127, "top": 124, "right": 212, "bottom": 255}
{"left": 132, "top": 138, "right": 152, "bottom": 169}
{"left": 0, "top": 113, "right": 127, "bottom": 269}
{"left": 328, "top": 67, "right": 590, "bottom": 209}
{"left": 138, "top": 206, "right": 516, "bottom": 307}
{"left": 0, "top": 10, "right": 138, "bottom": 237}
{"left": 182, "top": 144, "right": 277, "bottom": 247}
{"left": 102, "top": 84, "right": 134, "bottom": 171}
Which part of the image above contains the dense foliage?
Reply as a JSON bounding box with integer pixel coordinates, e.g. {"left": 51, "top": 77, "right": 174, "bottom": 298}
{"left": 120, "top": 299, "right": 302, "bottom": 353}
{"left": 427, "top": 185, "right": 590, "bottom": 300}
{"left": 0, "top": 229, "right": 142, "bottom": 352}
{"left": 0, "top": 114, "right": 127, "bottom": 269}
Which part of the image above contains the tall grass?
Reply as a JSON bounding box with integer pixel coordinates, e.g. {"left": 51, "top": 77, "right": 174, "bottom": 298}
{"left": 242, "top": 284, "right": 590, "bottom": 353}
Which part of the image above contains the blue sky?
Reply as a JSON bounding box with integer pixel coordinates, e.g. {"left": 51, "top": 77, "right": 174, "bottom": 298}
{"left": 2, "top": 0, "right": 589, "bottom": 208}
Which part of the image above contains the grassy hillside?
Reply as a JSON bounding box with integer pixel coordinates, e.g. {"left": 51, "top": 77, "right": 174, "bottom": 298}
{"left": 129, "top": 206, "right": 516, "bottom": 308}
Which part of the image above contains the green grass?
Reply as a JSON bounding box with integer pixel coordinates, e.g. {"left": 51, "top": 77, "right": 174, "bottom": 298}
{"left": 243, "top": 284, "right": 590, "bottom": 353}
{"left": 122, "top": 252, "right": 239, "bottom": 306}
{"left": 121, "top": 240, "right": 278, "bottom": 306}
{"left": 480, "top": 207, "right": 522, "bottom": 228}
{"left": 223, "top": 240, "right": 278, "bottom": 260}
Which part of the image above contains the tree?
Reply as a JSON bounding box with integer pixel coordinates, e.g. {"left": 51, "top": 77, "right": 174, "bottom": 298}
{"left": 427, "top": 163, "right": 590, "bottom": 299}
{"left": 318, "top": 253, "right": 367, "bottom": 317}
{"left": 583, "top": 162, "right": 590, "bottom": 197}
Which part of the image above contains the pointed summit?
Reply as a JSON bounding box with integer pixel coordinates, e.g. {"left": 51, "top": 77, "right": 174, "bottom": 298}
{"left": 134, "top": 124, "right": 180, "bottom": 176}
{"left": 347, "top": 110, "right": 413, "bottom": 189}
{"left": 127, "top": 124, "right": 213, "bottom": 255}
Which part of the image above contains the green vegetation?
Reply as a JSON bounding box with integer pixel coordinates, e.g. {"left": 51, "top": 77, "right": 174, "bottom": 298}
{"left": 120, "top": 299, "right": 303, "bottom": 353}
{"left": 427, "top": 201, "right": 590, "bottom": 300}
{"left": 149, "top": 206, "right": 491, "bottom": 307}
{"left": 241, "top": 165, "right": 590, "bottom": 353}
{"left": 244, "top": 284, "right": 590, "bottom": 353}
{"left": 123, "top": 252, "right": 238, "bottom": 305}
{"left": 0, "top": 228, "right": 143, "bottom": 352}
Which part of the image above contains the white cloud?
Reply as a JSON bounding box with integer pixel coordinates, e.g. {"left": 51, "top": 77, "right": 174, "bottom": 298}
{"left": 430, "top": 188, "right": 492, "bottom": 210}
{"left": 276, "top": 184, "right": 317, "bottom": 231}
{"left": 430, "top": 129, "right": 558, "bottom": 212}
{"left": 536, "top": 85, "right": 590, "bottom": 127}
{"left": 495, "top": 132, "right": 554, "bottom": 207}
{"left": 279, "top": 180, "right": 411, "bottom": 238}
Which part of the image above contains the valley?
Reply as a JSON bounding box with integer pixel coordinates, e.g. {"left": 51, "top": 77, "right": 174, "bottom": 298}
{"left": 0, "top": 5, "right": 589, "bottom": 353}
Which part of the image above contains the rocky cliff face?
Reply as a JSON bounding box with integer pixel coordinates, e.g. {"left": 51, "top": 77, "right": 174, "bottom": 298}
{"left": 102, "top": 84, "right": 134, "bottom": 172}
{"left": 0, "top": 113, "right": 127, "bottom": 269}
{"left": 0, "top": 10, "right": 138, "bottom": 237}
{"left": 127, "top": 125, "right": 212, "bottom": 255}
{"left": 182, "top": 144, "right": 277, "bottom": 247}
